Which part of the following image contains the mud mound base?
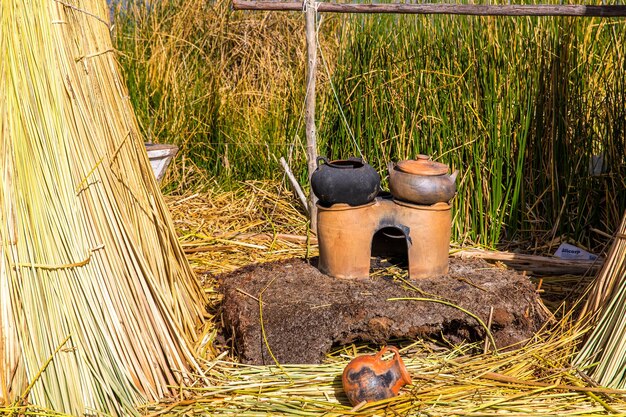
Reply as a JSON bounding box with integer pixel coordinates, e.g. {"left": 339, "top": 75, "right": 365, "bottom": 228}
{"left": 219, "top": 257, "right": 549, "bottom": 364}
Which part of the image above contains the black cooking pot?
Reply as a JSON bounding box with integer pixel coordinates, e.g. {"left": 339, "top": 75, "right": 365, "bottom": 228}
{"left": 311, "top": 156, "right": 381, "bottom": 207}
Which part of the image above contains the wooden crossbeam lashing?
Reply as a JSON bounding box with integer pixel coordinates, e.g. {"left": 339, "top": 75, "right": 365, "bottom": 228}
{"left": 233, "top": 1, "right": 626, "bottom": 16}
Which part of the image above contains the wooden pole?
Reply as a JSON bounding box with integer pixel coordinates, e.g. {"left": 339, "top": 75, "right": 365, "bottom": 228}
{"left": 279, "top": 156, "right": 309, "bottom": 214}
{"left": 305, "top": 0, "right": 318, "bottom": 233}
{"left": 233, "top": 0, "right": 626, "bottom": 17}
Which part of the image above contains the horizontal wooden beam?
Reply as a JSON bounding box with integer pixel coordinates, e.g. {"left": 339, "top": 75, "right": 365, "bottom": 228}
{"left": 232, "top": 0, "right": 626, "bottom": 17}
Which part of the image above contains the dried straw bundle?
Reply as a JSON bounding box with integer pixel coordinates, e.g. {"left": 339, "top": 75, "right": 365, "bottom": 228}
{"left": 1, "top": 0, "right": 205, "bottom": 415}
{"left": 575, "top": 212, "right": 626, "bottom": 388}
{"left": 577, "top": 212, "right": 626, "bottom": 319}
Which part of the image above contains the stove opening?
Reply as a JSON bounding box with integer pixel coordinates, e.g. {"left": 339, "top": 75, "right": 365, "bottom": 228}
{"left": 371, "top": 226, "right": 409, "bottom": 269}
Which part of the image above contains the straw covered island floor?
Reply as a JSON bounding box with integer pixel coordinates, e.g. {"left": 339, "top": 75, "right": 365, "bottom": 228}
{"left": 219, "top": 257, "right": 549, "bottom": 364}
{"left": 130, "top": 182, "right": 626, "bottom": 416}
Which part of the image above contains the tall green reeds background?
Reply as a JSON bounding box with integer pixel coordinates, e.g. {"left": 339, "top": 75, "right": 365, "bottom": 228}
{"left": 111, "top": 0, "right": 625, "bottom": 249}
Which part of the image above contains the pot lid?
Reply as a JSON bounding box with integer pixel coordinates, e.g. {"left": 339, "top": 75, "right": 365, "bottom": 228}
{"left": 396, "top": 155, "right": 449, "bottom": 176}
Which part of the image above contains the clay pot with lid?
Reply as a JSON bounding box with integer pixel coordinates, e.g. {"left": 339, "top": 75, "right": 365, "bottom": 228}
{"left": 388, "top": 155, "right": 458, "bottom": 205}
{"left": 342, "top": 346, "right": 412, "bottom": 406}
{"left": 311, "top": 156, "right": 381, "bottom": 207}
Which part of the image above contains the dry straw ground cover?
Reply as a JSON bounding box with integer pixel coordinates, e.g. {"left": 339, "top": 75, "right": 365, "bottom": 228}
{"left": 154, "top": 181, "right": 626, "bottom": 416}
{"left": 167, "top": 181, "right": 316, "bottom": 275}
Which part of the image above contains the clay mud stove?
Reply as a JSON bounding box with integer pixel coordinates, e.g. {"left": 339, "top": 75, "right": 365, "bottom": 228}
{"left": 219, "top": 156, "right": 549, "bottom": 364}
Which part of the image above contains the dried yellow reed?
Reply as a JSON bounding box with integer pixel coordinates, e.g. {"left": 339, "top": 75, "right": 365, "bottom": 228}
{"left": 575, "top": 212, "right": 626, "bottom": 388}
{"left": 1, "top": 1, "right": 205, "bottom": 415}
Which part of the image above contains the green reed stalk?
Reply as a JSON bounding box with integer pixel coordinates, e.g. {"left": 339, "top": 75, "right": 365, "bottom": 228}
{"left": 318, "top": 12, "right": 624, "bottom": 247}
{"left": 113, "top": 0, "right": 626, "bottom": 249}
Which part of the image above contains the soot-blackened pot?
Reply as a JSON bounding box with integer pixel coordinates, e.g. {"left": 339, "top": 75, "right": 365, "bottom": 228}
{"left": 341, "top": 346, "right": 412, "bottom": 406}
{"left": 311, "top": 156, "right": 380, "bottom": 207}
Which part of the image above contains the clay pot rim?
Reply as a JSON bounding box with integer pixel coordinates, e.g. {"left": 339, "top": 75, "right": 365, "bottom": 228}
{"left": 393, "top": 199, "right": 451, "bottom": 211}
{"left": 316, "top": 200, "right": 377, "bottom": 211}
{"left": 317, "top": 156, "right": 365, "bottom": 169}
{"left": 381, "top": 228, "right": 407, "bottom": 239}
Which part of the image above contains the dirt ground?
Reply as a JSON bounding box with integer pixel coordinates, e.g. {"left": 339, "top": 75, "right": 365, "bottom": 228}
{"left": 218, "top": 257, "right": 550, "bottom": 364}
